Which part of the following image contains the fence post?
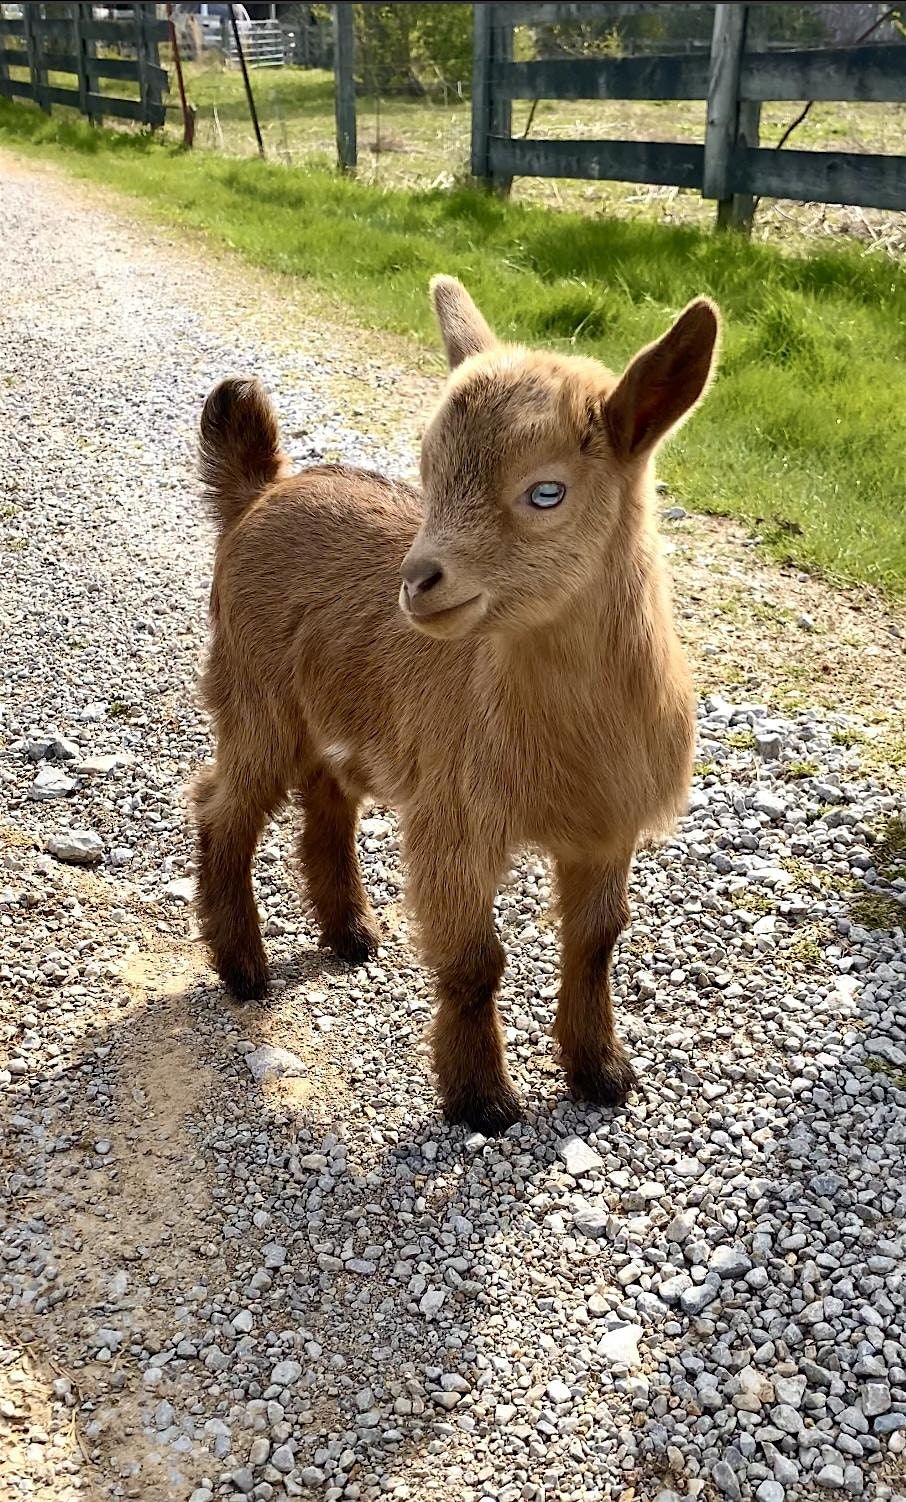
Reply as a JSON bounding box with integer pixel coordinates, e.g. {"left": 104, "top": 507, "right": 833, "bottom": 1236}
{"left": 73, "top": 2, "right": 101, "bottom": 126}
{"left": 704, "top": 3, "right": 752, "bottom": 231}
{"left": 23, "top": 3, "right": 50, "bottom": 114}
{"left": 472, "top": 3, "right": 513, "bottom": 193}
{"left": 134, "top": 2, "right": 163, "bottom": 129}
{"left": 333, "top": 1, "right": 356, "bottom": 171}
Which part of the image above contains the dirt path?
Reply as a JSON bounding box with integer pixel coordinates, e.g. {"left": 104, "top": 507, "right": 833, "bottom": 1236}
{"left": 1, "top": 156, "right": 904, "bottom": 1502}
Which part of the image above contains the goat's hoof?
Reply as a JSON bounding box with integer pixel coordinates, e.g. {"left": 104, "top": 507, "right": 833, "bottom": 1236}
{"left": 322, "top": 919, "right": 380, "bottom": 966}
{"left": 219, "top": 956, "right": 269, "bottom": 1002}
{"left": 443, "top": 1084, "right": 523, "bottom": 1137}
{"left": 568, "top": 1050, "right": 639, "bottom": 1108}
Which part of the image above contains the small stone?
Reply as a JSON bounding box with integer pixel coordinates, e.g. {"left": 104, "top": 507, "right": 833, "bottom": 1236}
{"left": 572, "top": 1205, "right": 609, "bottom": 1237}
{"left": 271, "top": 1444, "right": 295, "bottom": 1474}
{"left": 680, "top": 1280, "right": 719, "bottom": 1315}
{"left": 163, "top": 876, "right": 195, "bottom": 902}
{"left": 598, "top": 1323, "right": 642, "bottom": 1368}
{"left": 712, "top": 1460, "right": 742, "bottom": 1499}
{"left": 270, "top": 1359, "right": 302, "bottom": 1387}
{"left": 773, "top": 1376, "right": 806, "bottom": 1409}
{"left": 299, "top": 1466, "right": 326, "bottom": 1486}
{"left": 547, "top": 1380, "right": 571, "bottom": 1404}
{"left": 772, "top": 1403, "right": 803, "bottom": 1434}
{"left": 231, "top": 1469, "right": 255, "bottom": 1495}
{"left": 263, "top": 1242, "right": 287, "bottom": 1269}
{"left": 860, "top": 1382, "right": 890, "bottom": 1417}
{"left": 558, "top": 1136, "right": 603, "bottom": 1176}
{"left": 754, "top": 792, "right": 786, "bottom": 822}
{"left": 46, "top": 829, "right": 104, "bottom": 865}
{"left": 30, "top": 766, "right": 76, "bottom": 800}
{"left": 757, "top": 1483, "right": 784, "bottom": 1502}
{"left": 420, "top": 1287, "right": 446, "bottom": 1317}
{"left": 232, "top": 1309, "right": 253, "bottom": 1333}
{"left": 817, "top": 1465, "right": 845, "bottom": 1490}
{"left": 249, "top": 1438, "right": 270, "bottom": 1467}
{"left": 709, "top": 1244, "right": 752, "bottom": 1279}
{"left": 245, "top": 1046, "right": 306, "bottom": 1083}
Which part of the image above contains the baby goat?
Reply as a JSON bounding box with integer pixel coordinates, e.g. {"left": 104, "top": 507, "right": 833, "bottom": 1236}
{"left": 194, "top": 277, "right": 718, "bottom": 1134}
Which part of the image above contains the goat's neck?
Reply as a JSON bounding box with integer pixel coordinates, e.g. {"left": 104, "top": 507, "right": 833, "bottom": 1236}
{"left": 489, "top": 523, "right": 666, "bottom": 707}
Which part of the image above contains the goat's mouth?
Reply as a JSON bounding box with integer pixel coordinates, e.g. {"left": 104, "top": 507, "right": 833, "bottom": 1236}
{"left": 399, "top": 590, "right": 488, "bottom": 640}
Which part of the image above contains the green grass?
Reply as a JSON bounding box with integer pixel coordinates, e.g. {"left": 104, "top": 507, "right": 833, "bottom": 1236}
{"left": 2, "top": 96, "right": 906, "bottom": 592}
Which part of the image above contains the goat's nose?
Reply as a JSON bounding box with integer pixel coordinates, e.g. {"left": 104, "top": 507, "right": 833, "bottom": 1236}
{"left": 401, "top": 559, "right": 445, "bottom": 599}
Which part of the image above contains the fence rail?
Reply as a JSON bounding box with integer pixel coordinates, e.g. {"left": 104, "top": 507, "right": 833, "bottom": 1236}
{"left": 471, "top": 2, "right": 906, "bottom": 227}
{"left": 0, "top": 2, "right": 167, "bottom": 129}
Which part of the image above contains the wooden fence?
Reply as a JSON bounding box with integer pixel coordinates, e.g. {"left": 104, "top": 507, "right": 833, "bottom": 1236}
{"left": 0, "top": 2, "right": 168, "bottom": 129}
{"left": 471, "top": 1, "right": 906, "bottom": 227}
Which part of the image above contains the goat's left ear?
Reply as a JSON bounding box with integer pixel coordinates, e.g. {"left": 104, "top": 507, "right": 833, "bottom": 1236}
{"left": 430, "top": 275, "right": 497, "bottom": 370}
{"left": 605, "top": 298, "right": 720, "bottom": 459}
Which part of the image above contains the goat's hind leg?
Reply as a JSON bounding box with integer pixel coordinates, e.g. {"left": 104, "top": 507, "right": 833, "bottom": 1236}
{"left": 193, "top": 758, "right": 281, "bottom": 1001}
{"left": 554, "top": 852, "right": 639, "bottom": 1107}
{"left": 298, "top": 765, "right": 379, "bottom": 964}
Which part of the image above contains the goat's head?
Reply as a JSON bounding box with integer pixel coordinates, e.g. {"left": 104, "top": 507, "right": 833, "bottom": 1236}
{"left": 399, "top": 275, "right": 719, "bottom": 640}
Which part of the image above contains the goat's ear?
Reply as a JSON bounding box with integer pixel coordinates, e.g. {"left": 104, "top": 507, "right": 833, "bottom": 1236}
{"left": 605, "top": 299, "right": 719, "bottom": 459}
{"left": 430, "top": 275, "right": 497, "bottom": 369}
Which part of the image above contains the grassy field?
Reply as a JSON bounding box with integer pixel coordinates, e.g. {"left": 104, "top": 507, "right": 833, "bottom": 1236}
{"left": 1, "top": 96, "right": 905, "bottom": 595}
{"left": 174, "top": 63, "right": 906, "bottom": 249}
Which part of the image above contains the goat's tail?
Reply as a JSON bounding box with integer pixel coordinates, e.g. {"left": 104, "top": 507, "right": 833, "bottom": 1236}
{"left": 199, "top": 377, "right": 288, "bottom": 534}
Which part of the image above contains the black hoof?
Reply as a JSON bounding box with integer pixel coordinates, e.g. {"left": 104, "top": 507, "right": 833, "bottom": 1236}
{"left": 220, "top": 956, "right": 269, "bottom": 1002}
{"left": 443, "top": 1084, "right": 523, "bottom": 1137}
{"left": 323, "top": 919, "right": 380, "bottom": 966}
{"left": 568, "top": 1050, "right": 639, "bottom": 1108}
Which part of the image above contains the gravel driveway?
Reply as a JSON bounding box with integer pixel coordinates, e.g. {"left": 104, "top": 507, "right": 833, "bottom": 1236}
{"left": 1, "top": 161, "right": 905, "bottom": 1502}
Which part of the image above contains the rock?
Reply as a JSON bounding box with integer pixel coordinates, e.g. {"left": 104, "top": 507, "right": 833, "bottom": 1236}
{"left": 773, "top": 1375, "right": 806, "bottom": 1409}
{"left": 860, "top": 1382, "right": 890, "bottom": 1417}
{"left": 665, "top": 1211, "right": 696, "bottom": 1244}
{"left": 420, "top": 1287, "right": 446, "bottom": 1317}
{"left": 680, "top": 1280, "right": 719, "bottom": 1315}
{"left": 572, "top": 1205, "right": 609, "bottom": 1237}
{"left": 46, "top": 830, "right": 104, "bottom": 865}
{"left": 547, "top": 1380, "right": 571, "bottom": 1404}
{"left": 245, "top": 1046, "right": 307, "bottom": 1083}
{"left": 558, "top": 1136, "right": 603, "bottom": 1176}
{"left": 772, "top": 1403, "right": 803, "bottom": 1434}
{"left": 753, "top": 792, "right": 786, "bottom": 822}
{"left": 873, "top": 1413, "right": 906, "bottom": 1434}
{"left": 231, "top": 1468, "right": 255, "bottom": 1494}
{"left": 659, "top": 1273, "right": 692, "bottom": 1304}
{"left": 263, "top": 1242, "right": 287, "bottom": 1269}
{"left": 597, "top": 1323, "right": 642, "bottom": 1368}
{"left": 249, "top": 1438, "right": 270, "bottom": 1467}
{"left": 757, "top": 1481, "right": 785, "bottom": 1502}
{"left": 163, "top": 876, "right": 195, "bottom": 903}
{"left": 712, "top": 1460, "right": 742, "bottom": 1499}
{"left": 270, "top": 1359, "right": 302, "bottom": 1387}
{"left": 709, "top": 1244, "right": 752, "bottom": 1279}
{"left": 662, "top": 505, "right": 688, "bottom": 521}
{"left": 271, "top": 1444, "right": 295, "bottom": 1474}
{"left": 30, "top": 766, "right": 76, "bottom": 800}
{"left": 817, "top": 1465, "right": 845, "bottom": 1490}
{"left": 76, "top": 754, "right": 120, "bottom": 776}
{"left": 755, "top": 729, "right": 783, "bottom": 761}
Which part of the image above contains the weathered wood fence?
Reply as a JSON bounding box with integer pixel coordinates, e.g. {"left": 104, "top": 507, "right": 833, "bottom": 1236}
{"left": 0, "top": 2, "right": 167, "bottom": 129}
{"left": 471, "top": 1, "right": 906, "bottom": 227}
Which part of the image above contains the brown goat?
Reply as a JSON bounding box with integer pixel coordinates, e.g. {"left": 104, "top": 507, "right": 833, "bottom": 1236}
{"left": 193, "top": 277, "right": 718, "bottom": 1134}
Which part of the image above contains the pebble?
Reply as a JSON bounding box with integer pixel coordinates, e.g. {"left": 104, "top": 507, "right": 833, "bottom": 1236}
{"left": 45, "top": 828, "right": 105, "bottom": 865}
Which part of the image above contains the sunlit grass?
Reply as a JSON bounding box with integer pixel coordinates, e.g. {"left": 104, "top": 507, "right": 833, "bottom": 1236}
{"left": 2, "top": 96, "right": 905, "bottom": 593}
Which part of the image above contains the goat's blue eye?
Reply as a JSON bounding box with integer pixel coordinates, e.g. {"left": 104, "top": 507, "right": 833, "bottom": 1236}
{"left": 528, "top": 481, "right": 566, "bottom": 509}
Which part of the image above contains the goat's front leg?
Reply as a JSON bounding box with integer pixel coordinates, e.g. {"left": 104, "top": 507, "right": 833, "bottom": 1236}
{"left": 406, "top": 816, "right": 519, "bottom": 1135}
{"left": 554, "top": 852, "right": 639, "bottom": 1107}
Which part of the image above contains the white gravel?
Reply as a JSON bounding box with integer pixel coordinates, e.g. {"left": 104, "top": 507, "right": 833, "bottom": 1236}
{"left": 1, "top": 166, "right": 905, "bottom": 1502}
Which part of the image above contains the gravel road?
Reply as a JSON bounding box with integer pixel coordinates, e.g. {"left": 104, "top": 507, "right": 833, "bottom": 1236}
{"left": 1, "top": 161, "right": 905, "bottom": 1502}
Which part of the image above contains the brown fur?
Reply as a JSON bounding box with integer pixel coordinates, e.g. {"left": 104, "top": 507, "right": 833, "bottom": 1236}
{"left": 192, "top": 277, "right": 719, "bottom": 1133}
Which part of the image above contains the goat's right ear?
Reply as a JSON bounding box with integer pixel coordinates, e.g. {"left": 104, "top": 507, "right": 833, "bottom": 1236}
{"left": 430, "top": 275, "right": 497, "bottom": 369}
{"left": 605, "top": 298, "right": 720, "bottom": 460}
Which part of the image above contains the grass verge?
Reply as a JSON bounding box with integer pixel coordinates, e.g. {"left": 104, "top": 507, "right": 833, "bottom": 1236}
{"left": 2, "top": 100, "right": 905, "bottom": 593}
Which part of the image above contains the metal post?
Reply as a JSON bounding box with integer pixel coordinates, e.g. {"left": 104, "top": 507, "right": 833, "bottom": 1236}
{"left": 230, "top": 2, "right": 265, "bottom": 157}
{"left": 333, "top": 1, "right": 356, "bottom": 171}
